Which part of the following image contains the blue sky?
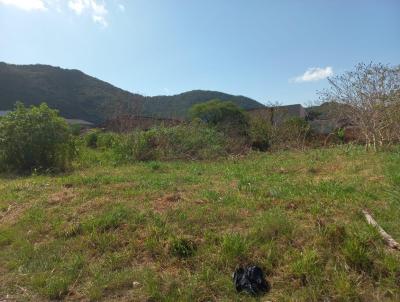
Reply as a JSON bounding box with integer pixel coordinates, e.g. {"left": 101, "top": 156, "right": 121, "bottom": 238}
{"left": 1, "top": 0, "right": 399, "bottom": 105}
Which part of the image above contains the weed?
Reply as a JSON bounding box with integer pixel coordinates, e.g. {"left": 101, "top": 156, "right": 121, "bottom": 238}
{"left": 251, "top": 207, "right": 293, "bottom": 242}
{"left": 342, "top": 238, "right": 373, "bottom": 273}
{"left": 169, "top": 237, "right": 196, "bottom": 258}
{"left": 60, "top": 222, "right": 82, "bottom": 238}
{"left": 323, "top": 224, "right": 347, "bottom": 248}
{"left": 148, "top": 161, "right": 162, "bottom": 171}
{"left": 291, "top": 249, "right": 322, "bottom": 286}
{"left": 220, "top": 233, "right": 249, "bottom": 263}
{"left": 84, "top": 205, "right": 130, "bottom": 232}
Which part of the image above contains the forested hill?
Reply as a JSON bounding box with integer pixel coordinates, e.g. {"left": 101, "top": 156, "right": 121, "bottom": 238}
{"left": 0, "top": 62, "right": 264, "bottom": 123}
{"left": 0, "top": 62, "right": 144, "bottom": 123}
{"left": 141, "top": 90, "right": 264, "bottom": 118}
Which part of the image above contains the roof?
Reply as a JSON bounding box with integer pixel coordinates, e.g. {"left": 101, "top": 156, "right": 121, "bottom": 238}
{"left": 65, "top": 119, "right": 94, "bottom": 126}
{"left": 249, "top": 104, "right": 306, "bottom": 116}
{"left": 248, "top": 104, "right": 306, "bottom": 125}
{"left": 0, "top": 111, "right": 93, "bottom": 126}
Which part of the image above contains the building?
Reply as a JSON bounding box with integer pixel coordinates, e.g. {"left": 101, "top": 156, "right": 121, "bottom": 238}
{"left": 248, "top": 104, "right": 307, "bottom": 125}
{"left": 65, "top": 119, "right": 94, "bottom": 128}
{"left": 0, "top": 110, "right": 94, "bottom": 128}
{"left": 100, "top": 115, "right": 182, "bottom": 132}
{"left": 0, "top": 110, "right": 10, "bottom": 117}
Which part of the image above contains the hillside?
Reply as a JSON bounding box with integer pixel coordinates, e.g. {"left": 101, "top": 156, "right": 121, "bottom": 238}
{"left": 0, "top": 62, "right": 144, "bottom": 123}
{"left": 0, "top": 63, "right": 264, "bottom": 123}
{"left": 142, "top": 90, "right": 264, "bottom": 118}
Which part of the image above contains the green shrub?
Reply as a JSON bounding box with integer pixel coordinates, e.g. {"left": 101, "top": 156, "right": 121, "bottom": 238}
{"left": 70, "top": 124, "right": 82, "bottom": 136}
{"left": 97, "top": 132, "right": 118, "bottom": 149}
{"left": 170, "top": 237, "right": 196, "bottom": 258}
{"left": 189, "top": 99, "right": 250, "bottom": 138}
{"left": 336, "top": 128, "right": 345, "bottom": 143}
{"left": 112, "top": 123, "right": 229, "bottom": 162}
{"left": 0, "top": 102, "right": 74, "bottom": 173}
{"left": 107, "top": 129, "right": 157, "bottom": 162}
{"left": 85, "top": 130, "right": 98, "bottom": 148}
{"left": 249, "top": 115, "right": 271, "bottom": 151}
{"left": 84, "top": 130, "right": 118, "bottom": 150}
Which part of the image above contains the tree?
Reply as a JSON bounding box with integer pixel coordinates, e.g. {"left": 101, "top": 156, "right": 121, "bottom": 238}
{"left": 0, "top": 103, "right": 74, "bottom": 172}
{"left": 319, "top": 63, "right": 400, "bottom": 150}
{"left": 189, "top": 99, "right": 250, "bottom": 137}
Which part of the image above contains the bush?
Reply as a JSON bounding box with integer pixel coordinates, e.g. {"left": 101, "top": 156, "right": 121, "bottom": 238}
{"left": 169, "top": 237, "right": 196, "bottom": 258}
{"left": 97, "top": 132, "right": 118, "bottom": 149}
{"left": 248, "top": 113, "right": 313, "bottom": 151}
{"left": 112, "top": 123, "right": 229, "bottom": 162}
{"left": 0, "top": 103, "right": 74, "bottom": 173}
{"left": 267, "top": 117, "right": 311, "bottom": 150}
{"left": 70, "top": 124, "right": 82, "bottom": 136}
{"left": 85, "top": 130, "right": 98, "bottom": 148}
{"left": 249, "top": 115, "right": 271, "bottom": 151}
{"left": 189, "top": 99, "right": 250, "bottom": 138}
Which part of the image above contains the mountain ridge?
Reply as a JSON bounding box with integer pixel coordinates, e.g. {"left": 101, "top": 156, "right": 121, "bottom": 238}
{"left": 0, "top": 62, "right": 265, "bottom": 123}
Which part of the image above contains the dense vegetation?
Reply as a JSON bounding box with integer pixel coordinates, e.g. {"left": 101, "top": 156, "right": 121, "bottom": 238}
{"left": 1, "top": 146, "right": 399, "bottom": 301}
{"left": 0, "top": 101, "right": 347, "bottom": 174}
{"left": 0, "top": 103, "right": 74, "bottom": 173}
{"left": 0, "top": 63, "right": 263, "bottom": 122}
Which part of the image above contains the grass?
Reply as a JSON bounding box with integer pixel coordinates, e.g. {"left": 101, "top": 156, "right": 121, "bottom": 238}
{"left": 0, "top": 145, "right": 400, "bottom": 301}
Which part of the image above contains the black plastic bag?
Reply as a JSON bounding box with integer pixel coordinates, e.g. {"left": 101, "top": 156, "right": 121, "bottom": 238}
{"left": 233, "top": 265, "right": 270, "bottom": 296}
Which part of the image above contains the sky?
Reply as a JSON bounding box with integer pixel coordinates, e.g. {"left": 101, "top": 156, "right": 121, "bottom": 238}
{"left": 0, "top": 0, "right": 399, "bottom": 105}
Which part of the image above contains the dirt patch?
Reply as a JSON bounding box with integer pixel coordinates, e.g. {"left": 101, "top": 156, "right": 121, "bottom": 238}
{"left": 152, "top": 193, "right": 183, "bottom": 213}
{"left": 0, "top": 202, "right": 29, "bottom": 226}
{"left": 48, "top": 188, "right": 76, "bottom": 205}
{"left": 285, "top": 202, "right": 298, "bottom": 210}
{"left": 75, "top": 197, "right": 110, "bottom": 215}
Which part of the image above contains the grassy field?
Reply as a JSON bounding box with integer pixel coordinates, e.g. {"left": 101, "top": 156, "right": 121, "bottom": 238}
{"left": 1, "top": 146, "right": 400, "bottom": 301}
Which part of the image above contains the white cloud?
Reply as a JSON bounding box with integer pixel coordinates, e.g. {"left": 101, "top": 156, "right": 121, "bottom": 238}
{"left": 68, "top": 0, "right": 108, "bottom": 26}
{"left": 92, "top": 14, "right": 107, "bottom": 26}
{"left": 0, "top": 0, "right": 47, "bottom": 11}
{"left": 292, "top": 66, "right": 333, "bottom": 83}
{"left": 68, "top": 0, "right": 84, "bottom": 14}
{"left": 118, "top": 3, "right": 124, "bottom": 12}
{"left": 0, "top": 0, "right": 110, "bottom": 26}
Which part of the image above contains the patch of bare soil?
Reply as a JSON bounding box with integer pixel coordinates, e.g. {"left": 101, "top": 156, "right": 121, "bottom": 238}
{"left": 48, "top": 188, "right": 76, "bottom": 205}
{"left": 75, "top": 197, "right": 110, "bottom": 215}
{"left": 0, "top": 202, "right": 29, "bottom": 226}
{"left": 152, "top": 192, "right": 183, "bottom": 213}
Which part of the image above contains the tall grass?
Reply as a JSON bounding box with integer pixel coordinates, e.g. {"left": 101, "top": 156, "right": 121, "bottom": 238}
{"left": 80, "top": 123, "right": 233, "bottom": 164}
